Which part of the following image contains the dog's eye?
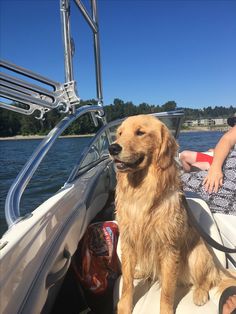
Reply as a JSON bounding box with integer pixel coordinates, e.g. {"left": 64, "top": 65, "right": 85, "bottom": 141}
{"left": 136, "top": 129, "right": 145, "bottom": 136}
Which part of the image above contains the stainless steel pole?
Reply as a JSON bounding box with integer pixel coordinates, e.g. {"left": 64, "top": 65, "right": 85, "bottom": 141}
{"left": 91, "top": 0, "right": 103, "bottom": 106}
{"left": 74, "top": 0, "right": 97, "bottom": 33}
{"left": 60, "top": 0, "right": 74, "bottom": 83}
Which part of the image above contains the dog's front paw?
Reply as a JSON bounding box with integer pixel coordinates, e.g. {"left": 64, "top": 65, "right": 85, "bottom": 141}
{"left": 193, "top": 287, "right": 209, "bottom": 306}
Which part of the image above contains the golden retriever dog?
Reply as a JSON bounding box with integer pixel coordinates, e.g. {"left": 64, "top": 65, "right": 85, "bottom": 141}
{"left": 108, "top": 114, "right": 235, "bottom": 314}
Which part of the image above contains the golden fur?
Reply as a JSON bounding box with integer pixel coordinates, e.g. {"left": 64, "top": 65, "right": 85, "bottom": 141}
{"left": 109, "top": 115, "right": 236, "bottom": 314}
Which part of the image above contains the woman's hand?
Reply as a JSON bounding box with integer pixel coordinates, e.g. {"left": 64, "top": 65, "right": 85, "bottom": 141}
{"left": 203, "top": 166, "right": 223, "bottom": 193}
{"left": 202, "top": 125, "right": 236, "bottom": 193}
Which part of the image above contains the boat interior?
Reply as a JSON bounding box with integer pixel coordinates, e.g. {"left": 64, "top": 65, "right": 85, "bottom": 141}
{"left": 0, "top": 108, "right": 235, "bottom": 314}
{"left": 0, "top": 1, "right": 235, "bottom": 313}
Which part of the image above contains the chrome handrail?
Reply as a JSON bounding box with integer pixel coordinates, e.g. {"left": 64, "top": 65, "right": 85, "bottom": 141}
{"left": 5, "top": 105, "right": 104, "bottom": 227}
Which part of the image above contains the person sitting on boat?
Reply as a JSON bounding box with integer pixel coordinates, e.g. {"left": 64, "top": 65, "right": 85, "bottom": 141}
{"left": 181, "top": 117, "right": 236, "bottom": 314}
{"left": 180, "top": 116, "right": 236, "bottom": 174}
{"left": 181, "top": 116, "right": 236, "bottom": 199}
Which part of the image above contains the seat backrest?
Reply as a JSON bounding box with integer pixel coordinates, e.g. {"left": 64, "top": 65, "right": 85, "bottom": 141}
{"left": 186, "top": 194, "right": 226, "bottom": 268}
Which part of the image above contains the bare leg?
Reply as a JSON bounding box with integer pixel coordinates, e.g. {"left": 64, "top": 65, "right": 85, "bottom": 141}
{"left": 179, "top": 151, "right": 197, "bottom": 172}
{"left": 192, "top": 161, "right": 210, "bottom": 170}
{"left": 117, "top": 241, "right": 136, "bottom": 314}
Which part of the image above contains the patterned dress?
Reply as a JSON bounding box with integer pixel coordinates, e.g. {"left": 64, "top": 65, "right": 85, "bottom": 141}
{"left": 181, "top": 146, "right": 236, "bottom": 215}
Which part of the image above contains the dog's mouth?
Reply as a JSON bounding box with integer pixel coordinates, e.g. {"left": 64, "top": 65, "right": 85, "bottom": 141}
{"left": 113, "top": 155, "right": 145, "bottom": 171}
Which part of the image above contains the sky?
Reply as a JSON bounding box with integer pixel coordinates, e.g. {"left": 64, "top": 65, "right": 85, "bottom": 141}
{"left": 0, "top": 0, "right": 236, "bottom": 109}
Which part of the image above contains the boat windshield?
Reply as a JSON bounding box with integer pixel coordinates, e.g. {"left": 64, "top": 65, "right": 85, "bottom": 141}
{"left": 69, "top": 110, "right": 184, "bottom": 181}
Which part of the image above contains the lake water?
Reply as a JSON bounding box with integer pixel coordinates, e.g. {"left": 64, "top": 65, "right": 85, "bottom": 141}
{"left": 0, "top": 131, "right": 224, "bottom": 237}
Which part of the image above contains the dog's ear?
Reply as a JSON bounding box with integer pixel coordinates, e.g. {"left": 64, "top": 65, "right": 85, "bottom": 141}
{"left": 156, "top": 124, "right": 178, "bottom": 169}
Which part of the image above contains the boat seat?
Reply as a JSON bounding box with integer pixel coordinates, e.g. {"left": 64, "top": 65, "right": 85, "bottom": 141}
{"left": 113, "top": 194, "right": 227, "bottom": 313}
{"left": 213, "top": 213, "right": 236, "bottom": 269}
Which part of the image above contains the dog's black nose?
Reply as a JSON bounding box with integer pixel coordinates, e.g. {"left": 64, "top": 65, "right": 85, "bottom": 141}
{"left": 108, "top": 143, "right": 122, "bottom": 155}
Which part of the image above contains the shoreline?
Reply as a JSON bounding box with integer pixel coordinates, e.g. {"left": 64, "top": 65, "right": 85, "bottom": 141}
{"left": 181, "top": 126, "right": 229, "bottom": 133}
{"left": 181, "top": 128, "right": 227, "bottom": 133}
{"left": 0, "top": 127, "right": 229, "bottom": 140}
{"left": 0, "top": 134, "right": 95, "bottom": 141}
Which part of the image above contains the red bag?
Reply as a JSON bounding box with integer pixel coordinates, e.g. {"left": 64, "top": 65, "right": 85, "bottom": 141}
{"left": 73, "top": 221, "right": 120, "bottom": 295}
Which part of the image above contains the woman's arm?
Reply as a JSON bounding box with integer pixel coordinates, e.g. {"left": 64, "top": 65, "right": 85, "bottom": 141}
{"left": 203, "top": 125, "right": 236, "bottom": 193}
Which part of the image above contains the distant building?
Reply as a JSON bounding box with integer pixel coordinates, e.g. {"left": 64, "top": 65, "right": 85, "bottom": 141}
{"left": 183, "top": 118, "right": 228, "bottom": 127}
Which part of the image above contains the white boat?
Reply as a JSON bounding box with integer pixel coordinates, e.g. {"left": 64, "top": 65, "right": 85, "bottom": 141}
{"left": 0, "top": 1, "right": 235, "bottom": 313}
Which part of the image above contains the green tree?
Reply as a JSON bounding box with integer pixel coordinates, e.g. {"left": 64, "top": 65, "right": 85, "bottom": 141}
{"left": 162, "top": 101, "right": 177, "bottom": 112}
{"left": 1, "top": 100, "right": 236, "bottom": 137}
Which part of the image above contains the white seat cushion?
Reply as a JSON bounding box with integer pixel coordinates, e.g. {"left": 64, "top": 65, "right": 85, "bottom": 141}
{"left": 114, "top": 277, "right": 219, "bottom": 313}
{"left": 213, "top": 213, "right": 236, "bottom": 269}
{"left": 185, "top": 195, "right": 226, "bottom": 267}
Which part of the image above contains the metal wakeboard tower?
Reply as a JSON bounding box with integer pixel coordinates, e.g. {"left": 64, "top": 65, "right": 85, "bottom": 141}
{"left": 0, "top": 0, "right": 104, "bottom": 120}
{"left": 1, "top": 0, "right": 107, "bottom": 227}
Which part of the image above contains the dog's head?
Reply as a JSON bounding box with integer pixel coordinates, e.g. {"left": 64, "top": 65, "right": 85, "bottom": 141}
{"left": 109, "top": 115, "right": 178, "bottom": 173}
